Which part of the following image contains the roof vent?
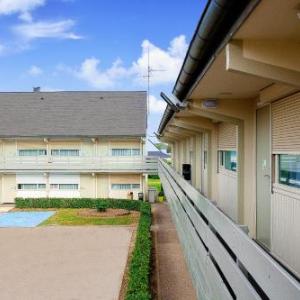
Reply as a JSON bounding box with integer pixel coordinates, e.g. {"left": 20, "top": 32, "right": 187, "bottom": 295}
{"left": 33, "top": 87, "right": 41, "bottom": 92}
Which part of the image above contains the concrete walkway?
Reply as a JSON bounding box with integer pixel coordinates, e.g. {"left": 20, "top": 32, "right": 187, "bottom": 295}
{"left": 0, "top": 204, "right": 14, "bottom": 213}
{"left": 0, "top": 226, "right": 133, "bottom": 300}
{"left": 152, "top": 203, "right": 197, "bottom": 300}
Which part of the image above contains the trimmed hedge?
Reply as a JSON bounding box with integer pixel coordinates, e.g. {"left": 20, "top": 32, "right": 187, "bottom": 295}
{"left": 15, "top": 197, "right": 152, "bottom": 299}
{"left": 15, "top": 197, "right": 141, "bottom": 211}
{"left": 126, "top": 202, "right": 151, "bottom": 300}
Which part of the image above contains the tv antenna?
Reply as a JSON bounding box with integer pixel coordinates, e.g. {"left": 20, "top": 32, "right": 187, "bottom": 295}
{"left": 143, "top": 47, "right": 165, "bottom": 114}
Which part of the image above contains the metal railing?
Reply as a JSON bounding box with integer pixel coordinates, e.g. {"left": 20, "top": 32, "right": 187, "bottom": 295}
{"left": 158, "top": 159, "right": 300, "bottom": 300}
{"left": 0, "top": 156, "right": 158, "bottom": 174}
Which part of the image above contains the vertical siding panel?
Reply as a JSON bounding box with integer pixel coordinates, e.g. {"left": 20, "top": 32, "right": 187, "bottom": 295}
{"left": 271, "top": 186, "right": 300, "bottom": 277}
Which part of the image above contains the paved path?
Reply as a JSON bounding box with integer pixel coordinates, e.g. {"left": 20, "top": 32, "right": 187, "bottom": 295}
{"left": 152, "top": 203, "right": 197, "bottom": 300}
{"left": 0, "top": 226, "right": 133, "bottom": 300}
{"left": 0, "top": 204, "right": 14, "bottom": 213}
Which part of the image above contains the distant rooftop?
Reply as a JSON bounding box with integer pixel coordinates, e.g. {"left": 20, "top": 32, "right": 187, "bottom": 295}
{"left": 0, "top": 91, "right": 147, "bottom": 138}
{"left": 148, "top": 151, "right": 170, "bottom": 158}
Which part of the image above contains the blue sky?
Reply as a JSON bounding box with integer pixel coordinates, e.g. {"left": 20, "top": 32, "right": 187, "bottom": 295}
{"left": 0, "top": 0, "right": 207, "bottom": 150}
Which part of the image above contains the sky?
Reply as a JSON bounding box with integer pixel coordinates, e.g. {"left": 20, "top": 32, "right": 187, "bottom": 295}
{"left": 0, "top": 0, "right": 207, "bottom": 151}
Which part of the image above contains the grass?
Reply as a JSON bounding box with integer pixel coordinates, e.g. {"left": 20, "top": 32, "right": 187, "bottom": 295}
{"left": 148, "top": 177, "right": 165, "bottom": 202}
{"left": 40, "top": 209, "right": 139, "bottom": 226}
{"left": 148, "top": 178, "right": 161, "bottom": 191}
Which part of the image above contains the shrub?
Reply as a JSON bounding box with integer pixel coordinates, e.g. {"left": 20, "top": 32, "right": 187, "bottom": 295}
{"left": 148, "top": 174, "right": 159, "bottom": 180}
{"left": 126, "top": 202, "right": 151, "bottom": 300}
{"left": 96, "top": 200, "right": 108, "bottom": 212}
{"left": 15, "top": 197, "right": 142, "bottom": 211}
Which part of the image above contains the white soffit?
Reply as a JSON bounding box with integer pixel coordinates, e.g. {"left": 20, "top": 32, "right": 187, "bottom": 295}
{"left": 190, "top": 50, "right": 272, "bottom": 100}
{"left": 234, "top": 0, "right": 300, "bottom": 40}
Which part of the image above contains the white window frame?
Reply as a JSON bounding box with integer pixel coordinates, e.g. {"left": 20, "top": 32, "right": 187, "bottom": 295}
{"left": 51, "top": 149, "right": 80, "bottom": 157}
{"left": 50, "top": 183, "right": 79, "bottom": 190}
{"left": 111, "top": 183, "right": 140, "bottom": 190}
{"left": 111, "top": 148, "right": 141, "bottom": 156}
{"left": 18, "top": 149, "right": 47, "bottom": 156}
{"left": 17, "top": 183, "right": 46, "bottom": 190}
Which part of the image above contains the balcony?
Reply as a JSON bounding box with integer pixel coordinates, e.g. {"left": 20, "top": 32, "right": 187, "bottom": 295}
{"left": 0, "top": 156, "right": 158, "bottom": 174}
{"left": 158, "top": 159, "right": 300, "bottom": 300}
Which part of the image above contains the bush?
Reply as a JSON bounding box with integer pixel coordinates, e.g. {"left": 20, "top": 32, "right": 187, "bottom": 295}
{"left": 96, "top": 200, "right": 108, "bottom": 212}
{"left": 148, "top": 174, "right": 159, "bottom": 180}
{"left": 126, "top": 202, "right": 151, "bottom": 300}
{"left": 15, "top": 197, "right": 142, "bottom": 211}
{"left": 15, "top": 197, "right": 152, "bottom": 299}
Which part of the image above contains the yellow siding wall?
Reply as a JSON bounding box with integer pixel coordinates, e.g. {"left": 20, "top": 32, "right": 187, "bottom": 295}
{"left": 3, "top": 140, "right": 16, "bottom": 157}
{"left": 97, "top": 174, "right": 109, "bottom": 198}
{"left": 1, "top": 138, "right": 142, "bottom": 157}
{"left": 80, "top": 174, "right": 95, "bottom": 198}
{"left": 1, "top": 174, "right": 16, "bottom": 203}
{"left": 110, "top": 174, "right": 142, "bottom": 200}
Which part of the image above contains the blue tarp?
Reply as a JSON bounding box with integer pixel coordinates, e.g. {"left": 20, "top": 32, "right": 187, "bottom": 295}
{"left": 0, "top": 212, "right": 55, "bottom": 227}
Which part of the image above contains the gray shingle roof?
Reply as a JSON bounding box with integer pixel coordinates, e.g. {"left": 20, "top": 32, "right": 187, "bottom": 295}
{"left": 0, "top": 91, "right": 147, "bottom": 137}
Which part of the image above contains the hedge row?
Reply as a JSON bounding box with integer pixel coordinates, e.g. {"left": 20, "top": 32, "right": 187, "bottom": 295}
{"left": 15, "top": 197, "right": 141, "bottom": 211}
{"left": 126, "top": 202, "right": 151, "bottom": 300}
{"left": 15, "top": 197, "right": 152, "bottom": 299}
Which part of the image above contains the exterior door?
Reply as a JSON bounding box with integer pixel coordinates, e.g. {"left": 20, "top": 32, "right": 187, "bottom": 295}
{"left": 201, "top": 133, "right": 208, "bottom": 197}
{"left": 256, "top": 105, "right": 271, "bottom": 249}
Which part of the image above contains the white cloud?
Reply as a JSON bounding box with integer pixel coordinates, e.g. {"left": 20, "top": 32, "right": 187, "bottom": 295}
{"left": 73, "top": 35, "right": 188, "bottom": 89}
{"left": 19, "top": 11, "right": 33, "bottom": 22}
{"left": 149, "top": 95, "right": 166, "bottom": 114}
{"left": 131, "top": 35, "right": 188, "bottom": 85}
{"left": 13, "top": 19, "right": 82, "bottom": 41}
{"left": 75, "top": 57, "right": 128, "bottom": 89}
{"left": 0, "top": 0, "right": 45, "bottom": 16}
{"left": 28, "top": 65, "right": 43, "bottom": 76}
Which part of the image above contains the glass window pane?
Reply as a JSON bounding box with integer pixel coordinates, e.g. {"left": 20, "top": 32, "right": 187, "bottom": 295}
{"left": 112, "top": 149, "right": 131, "bottom": 156}
{"left": 51, "top": 149, "right": 79, "bottom": 156}
{"left": 224, "top": 151, "right": 237, "bottom": 171}
{"left": 59, "top": 184, "right": 78, "bottom": 190}
{"left": 132, "top": 149, "right": 140, "bottom": 156}
{"left": 111, "top": 183, "right": 132, "bottom": 190}
{"left": 279, "top": 155, "right": 300, "bottom": 188}
{"left": 18, "top": 183, "right": 45, "bottom": 190}
{"left": 131, "top": 184, "right": 140, "bottom": 189}
{"left": 19, "top": 149, "right": 46, "bottom": 156}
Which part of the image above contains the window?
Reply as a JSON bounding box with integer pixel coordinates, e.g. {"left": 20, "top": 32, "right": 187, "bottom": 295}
{"left": 112, "top": 149, "right": 131, "bottom": 156}
{"left": 132, "top": 149, "right": 140, "bottom": 156}
{"left": 51, "top": 149, "right": 79, "bottom": 156}
{"left": 279, "top": 155, "right": 300, "bottom": 188}
{"left": 111, "top": 148, "right": 140, "bottom": 156}
{"left": 18, "top": 183, "right": 46, "bottom": 190}
{"left": 50, "top": 184, "right": 79, "bottom": 190}
{"left": 18, "top": 149, "right": 47, "bottom": 156}
{"left": 111, "top": 183, "right": 140, "bottom": 190}
{"left": 219, "top": 150, "right": 237, "bottom": 172}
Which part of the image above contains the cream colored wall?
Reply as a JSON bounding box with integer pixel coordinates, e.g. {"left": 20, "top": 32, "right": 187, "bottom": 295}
{"left": 97, "top": 174, "right": 109, "bottom": 198}
{"left": 80, "top": 174, "right": 95, "bottom": 198}
{"left": 1, "top": 174, "right": 16, "bottom": 203}
{"left": 167, "top": 98, "right": 257, "bottom": 236}
{"left": 109, "top": 174, "right": 142, "bottom": 200}
{"left": 3, "top": 140, "right": 17, "bottom": 157}
{"left": 0, "top": 138, "right": 142, "bottom": 158}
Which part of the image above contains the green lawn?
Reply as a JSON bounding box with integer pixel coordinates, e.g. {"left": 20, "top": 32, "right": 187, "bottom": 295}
{"left": 148, "top": 178, "right": 161, "bottom": 191}
{"left": 39, "top": 209, "right": 139, "bottom": 226}
{"left": 148, "top": 177, "right": 165, "bottom": 202}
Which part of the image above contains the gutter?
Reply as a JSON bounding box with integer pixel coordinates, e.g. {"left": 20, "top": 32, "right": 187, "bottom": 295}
{"left": 158, "top": 0, "right": 260, "bottom": 135}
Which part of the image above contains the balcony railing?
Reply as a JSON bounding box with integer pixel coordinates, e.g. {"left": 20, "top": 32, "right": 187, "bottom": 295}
{"left": 158, "top": 159, "right": 300, "bottom": 300}
{"left": 0, "top": 156, "right": 158, "bottom": 174}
